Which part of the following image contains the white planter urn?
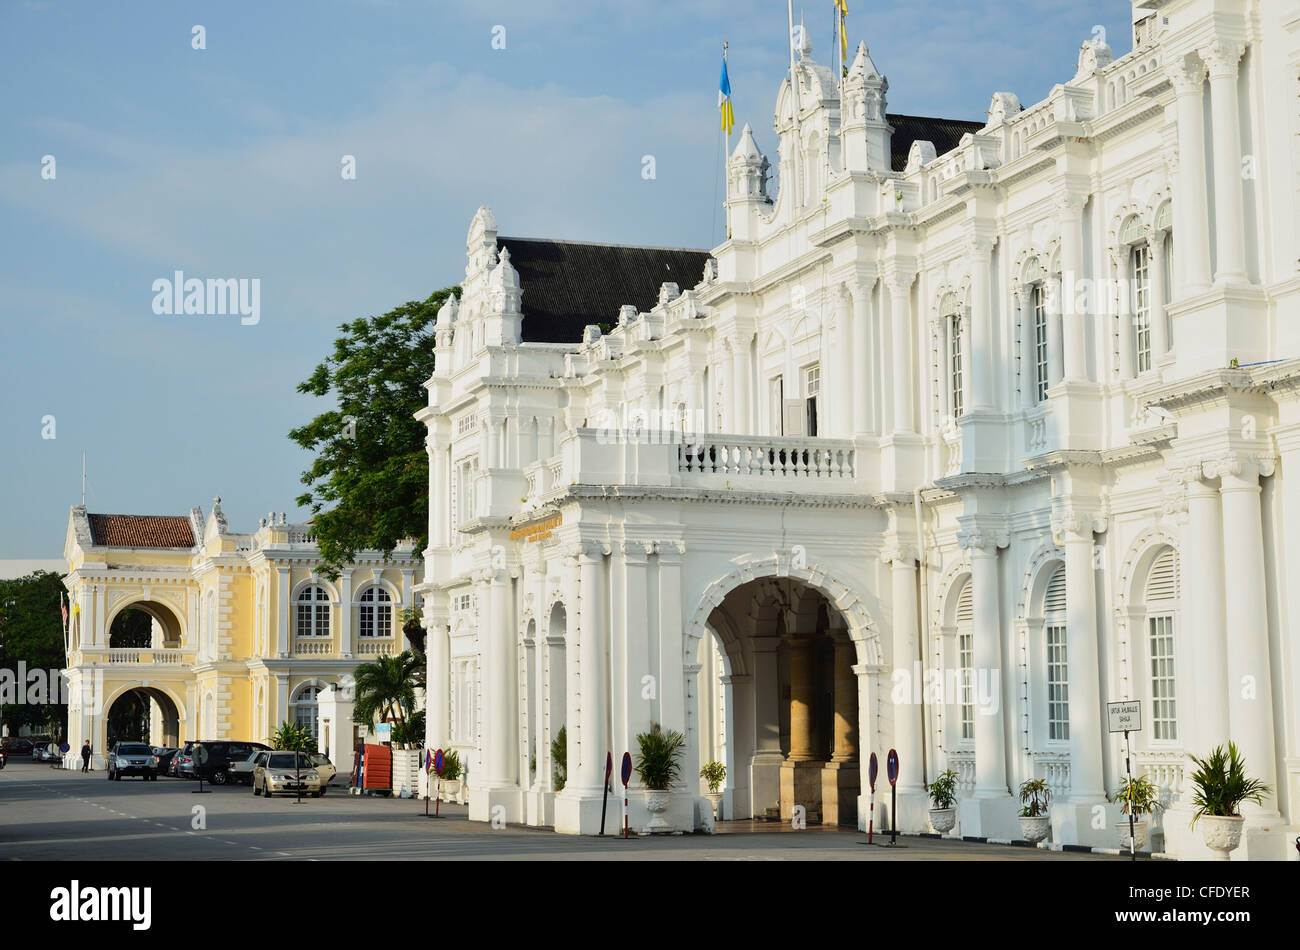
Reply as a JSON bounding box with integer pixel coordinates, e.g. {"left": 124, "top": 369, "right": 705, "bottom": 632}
{"left": 1115, "top": 818, "right": 1149, "bottom": 852}
{"left": 644, "top": 789, "right": 672, "bottom": 833}
{"left": 929, "top": 807, "right": 957, "bottom": 834}
{"left": 1018, "top": 815, "right": 1051, "bottom": 844}
{"left": 1198, "top": 815, "right": 1245, "bottom": 861}
{"left": 705, "top": 791, "right": 723, "bottom": 820}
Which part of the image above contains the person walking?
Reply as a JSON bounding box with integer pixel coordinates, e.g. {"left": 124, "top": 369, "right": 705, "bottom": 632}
{"left": 81, "top": 740, "right": 91, "bottom": 773}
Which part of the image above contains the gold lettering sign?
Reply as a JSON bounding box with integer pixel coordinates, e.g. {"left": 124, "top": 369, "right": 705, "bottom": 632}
{"left": 509, "top": 515, "right": 562, "bottom": 544}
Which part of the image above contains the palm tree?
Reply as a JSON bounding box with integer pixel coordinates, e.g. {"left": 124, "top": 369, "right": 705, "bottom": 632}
{"left": 352, "top": 651, "right": 419, "bottom": 728}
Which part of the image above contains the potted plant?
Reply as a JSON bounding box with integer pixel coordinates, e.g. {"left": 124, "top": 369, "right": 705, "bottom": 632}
{"left": 438, "top": 749, "right": 463, "bottom": 799}
{"left": 1017, "top": 778, "right": 1052, "bottom": 844}
{"left": 634, "top": 723, "right": 686, "bottom": 833}
{"left": 1113, "top": 774, "right": 1163, "bottom": 851}
{"left": 925, "top": 768, "right": 959, "bottom": 834}
{"left": 700, "top": 760, "right": 726, "bottom": 817}
{"left": 1188, "top": 742, "right": 1270, "bottom": 860}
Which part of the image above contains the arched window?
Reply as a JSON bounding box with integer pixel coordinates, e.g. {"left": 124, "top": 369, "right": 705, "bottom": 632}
{"left": 1145, "top": 548, "right": 1180, "bottom": 741}
{"left": 1043, "top": 566, "right": 1069, "bottom": 742}
{"left": 1022, "top": 258, "right": 1050, "bottom": 403}
{"left": 292, "top": 683, "right": 321, "bottom": 745}
{"left": 1120, "top": 215, "right": 1153, "bottom": 374}
{"left": 956, "top": 580, "right": 974, "bottom": 741}
{"left": 296, "top": 585, "right": 331, "bottom": 638}
{"left": 358, "top": 586, "right": 393, "bottom": 639}
{"left": 941, "top": 293, "right": 964, "bottom": 420}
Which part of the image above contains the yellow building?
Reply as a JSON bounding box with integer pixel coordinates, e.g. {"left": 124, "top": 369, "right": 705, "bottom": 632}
{"left": 61, "top": 499, "right": 421, "bottom": 771}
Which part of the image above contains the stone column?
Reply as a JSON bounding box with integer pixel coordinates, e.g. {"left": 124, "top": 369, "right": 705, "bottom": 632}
{"left": 968, "top": 238, "right": 995, "bottom": 409}
{"left": 1113, "top": 248, "right": 1135, "bottom": 379}
{"left": 733, "top": 338, "right": 752, "bottom": 435}
{"left": 830, "top": 638, "right": 859, "bottom": 762}
{"left": 338, "top": 570, "right": 353, "bottom": 658}
{"left": 429, "top": 437, "right": 447, "bottom": 550}
{"left": 833, "top": 285, "right": 852, "bottom": 437}
{"left": 1211, "top": 454, "right": 1279, "bottom": 813}
{"left": 884, "top": 546, "right": 923, "bottom": 791}
{"left": 887, "top": 275, "right": 914, "bottom": 433}
{"left": 425, "top": 614, "right": 450, "bottom": 746}
{"left": 621, "top": 541, "right": 652, "bottom": 740}
{"left": 785, "top": 636, "right": 815, "bottom": 761}
{"left": 575, "top": 542, "right": 607, "bottom": 792}
{"left": 961, "top": 530, "right": 1008, "bottom": 797}
{"left": 1059, "top": 195, "right": 1088, "bottom": 383}
{"left": 1167, "top": 55, "right": 1211, "bottom": 293}
{"left": 276, "top": 568, "right": 290, "bottom": 658}
{"left": 1182, "top": 470, "right": 1229, "bottom": 750}
{"left": 655, "top": 542, "right": 686, "bottom": 736}
{"left": 1045, "top": 277, "right": 1064, "bottom": 388}
{"left": 1147, "top": 229, "right": 1170, "bottom": 359}
{"left": 1202, "top": 41, "right": 1247, "bottom": 285}
{"left": 1055, "top": 513, "right": 1106, "bottom": 801}
{"left": 1014, "top": 288, "right": 1035, "bottom": 408}
{"left": 851, "top": 282, "right": 872, "bottom": 434}
{"left": 484, "top": 570, "right": 514, "bottom": 788}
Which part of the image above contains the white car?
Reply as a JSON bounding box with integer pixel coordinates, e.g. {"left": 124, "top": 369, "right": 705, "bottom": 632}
{"left": 251, "top": 751, "right": 322, "bottom": 798}
{"left": 307, "top": 753, "right": 337, "bottom": 788}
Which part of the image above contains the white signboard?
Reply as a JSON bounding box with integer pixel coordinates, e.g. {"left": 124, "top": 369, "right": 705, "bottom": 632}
{"left": 1107, "top": 700, "right": 1142, "bottom": 733}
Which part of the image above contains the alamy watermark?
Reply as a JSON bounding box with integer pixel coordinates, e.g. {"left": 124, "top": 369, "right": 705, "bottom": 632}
{"left": 151, "top": 271, "right": 260, "bottom": 325}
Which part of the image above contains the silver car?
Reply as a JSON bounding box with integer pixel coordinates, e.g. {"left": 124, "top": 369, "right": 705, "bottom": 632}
{"left": 107, "top": 742, "right": 157, "bottom": 781}
{"left": 251, "top": 751, "right": 322, "bottom": 798}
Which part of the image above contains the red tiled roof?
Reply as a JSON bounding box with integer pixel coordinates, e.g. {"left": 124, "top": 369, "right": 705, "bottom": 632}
{"left": 87, "top": 514, "right": 195, "bottom": 549}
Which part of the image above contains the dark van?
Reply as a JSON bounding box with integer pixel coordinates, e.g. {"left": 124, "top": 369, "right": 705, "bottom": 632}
{"left": 191, "top": 740, "right": 272, "bottom": 785}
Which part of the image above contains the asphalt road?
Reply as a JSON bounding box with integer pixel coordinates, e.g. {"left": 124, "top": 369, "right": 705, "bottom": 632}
{"left": 0, "top": 758, "right": 1110, "bottom": 861}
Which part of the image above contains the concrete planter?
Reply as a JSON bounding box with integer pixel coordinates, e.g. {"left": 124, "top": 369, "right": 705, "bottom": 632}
{"left": 705, "top": 791, "right": 723, "bottom": 820}
{"left": 1018, "top": 815, "right": 1051, "bottom": 844}
{"left": 643, "top": 789, "right": 672, "bottom": 833}
{"left": 1198, "top": 815, "right": 1244, "bottom": 860}
{"left": 929, "top": 807, "right": 957, "bottom": 834}
{"left": 1115, "top": 818, "right": 1149, "bottom": 851}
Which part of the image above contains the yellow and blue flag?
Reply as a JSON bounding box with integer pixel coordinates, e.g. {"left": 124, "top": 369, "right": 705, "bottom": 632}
{"left": 836, "top": 0, "right": 849, "bottom": 69}
{"left": 718, "top": 50, "right": 734, "bottom": 136}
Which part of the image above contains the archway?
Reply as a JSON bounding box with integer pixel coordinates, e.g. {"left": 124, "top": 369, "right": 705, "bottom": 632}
{"left": 105, "top": 686, "right": 181, "bottom": 747}
{"left": 694, "top": 574, "right": 865, "bottom": 827}
{"left": 107, "top": 600, "right": 184, "bottom": 649}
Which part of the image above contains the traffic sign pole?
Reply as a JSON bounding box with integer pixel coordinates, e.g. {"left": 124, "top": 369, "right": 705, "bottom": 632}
{"left": 887, "top": 749, "right": 899, "bottom": 846}
{"left": 1125, "top": 729, "right": 1136, "bottom": 862}
{"left": 600, "top": 752, "right": 612, "bottom": 836}
{"left": 867, "top": 753, "right": 878, "bottom": 844}
{"left": 621, "top": 752, "right": 632, "bottom": 839}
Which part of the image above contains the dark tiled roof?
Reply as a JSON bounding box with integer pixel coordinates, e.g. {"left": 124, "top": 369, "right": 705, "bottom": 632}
{"left": 88, "top": 514, "right": 195, "bottom": 549}
{"left": 887, "top": 113, "right": 986, "bottom": 172}
{"left": 497, "top": 237, "right": 713, "bottom": 344}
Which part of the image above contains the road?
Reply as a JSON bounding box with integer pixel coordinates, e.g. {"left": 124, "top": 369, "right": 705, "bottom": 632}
{"left": 0, "top": 758, "right": 1111, "bottom": 861}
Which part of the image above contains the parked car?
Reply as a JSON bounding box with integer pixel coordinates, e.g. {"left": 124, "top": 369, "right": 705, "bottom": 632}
{"left": 228, "top": 750, "right": 263, "bottom": 785}
{"left": 307, "top": 752, "right": 337, "bottom": 788}
{"left": 251, "top": 751, "right": 322, "bottom": 798}
{"left": 172, "top": 740, "right": 201, "bottom": 778}
{"left": 151, "top": 748, "right": 179, "bottom": 775}
{"left": 107, "top": 742, "right": 157, "bottom": 781}
{"left": 30, "top": 742, "right": 52, "bottom": 762}
{"left": 0, "top": 749, "right": 7, "bottom": 769}
{"left": 191, "top": 740, "right": 271, "bottom": 785}
{"left": 1, "top": 738, "right": 34, "bottom": 756}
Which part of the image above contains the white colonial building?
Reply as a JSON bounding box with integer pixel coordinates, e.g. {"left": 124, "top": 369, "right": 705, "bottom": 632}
{"left": 418, "top": 0, "right": 1300, "bottom": 859}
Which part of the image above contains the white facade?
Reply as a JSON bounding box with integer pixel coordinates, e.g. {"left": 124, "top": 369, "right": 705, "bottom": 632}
{"left": 419, "top": 0, "right": 1300, "bottom": 858}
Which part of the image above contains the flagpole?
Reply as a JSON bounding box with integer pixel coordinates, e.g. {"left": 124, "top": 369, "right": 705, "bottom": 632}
{"left": 787, "top": 0, "right": 802, "bottom": 209}
{"left": 723, "top": 41, "right": 730, "bottom": 240}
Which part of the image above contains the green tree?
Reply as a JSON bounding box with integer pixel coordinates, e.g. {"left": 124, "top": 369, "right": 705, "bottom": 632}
{"left": 352, "top": 651, "right": 420, "bottom": 728}
{"left": 0, "top": 571, "right": 69, "bottom": 737}
{"left": 289, "top": 287, "right": 459, "bottom": 578}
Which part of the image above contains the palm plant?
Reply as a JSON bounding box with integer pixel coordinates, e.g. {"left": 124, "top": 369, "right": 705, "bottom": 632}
{"left": 926, "top": 768, "right": 959, "bottom": 810}
{"left": 634, "top": 723, "right": 686, "bottom": 791}
{"left": 1114, "top": 774, "right": 1163, "bottom": 818}
{"left": 551, "top": 726, "right": 567, "bottom": 792}
{"left": 272, "top": 720, "right": 316, "bottom": 754}
{"left": 1187, "top": 742, "right": 1270, "bottom": 826}
{"left": 1018, "top": 777, "right": 1052, "bottom": 817}
{"left": 352, "top": 651, "right": 419, "bottom": 729}
{"left": 440, "top": 748, "right": 462, "bottom": 782}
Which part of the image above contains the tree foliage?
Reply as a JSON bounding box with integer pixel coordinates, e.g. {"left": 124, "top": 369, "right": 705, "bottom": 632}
{"left": 289, "top": 287, "right": 459, "bottom": 577}
{"left": 271, "top": 720, "right": 317, "bottom": 754}
{"left": 352, "top": 651, "right": 420, "bottom": 727}
{"left": 0, "top": 571, "right": 68, "bottom": 735}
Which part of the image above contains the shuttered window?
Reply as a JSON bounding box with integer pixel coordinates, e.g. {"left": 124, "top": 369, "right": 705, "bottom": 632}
{"left": 1146, "top": 548, "right": 1180, "bottom": 742}
{"left": 956, "top": 581, "right": 974, "bottom": 741}
{"left": 1043, "top": 565, "right": 1069, "bottom": 741}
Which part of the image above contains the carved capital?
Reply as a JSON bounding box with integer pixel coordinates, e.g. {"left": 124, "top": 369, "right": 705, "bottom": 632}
{"left": 1200, "top": 40, "right": 1244, "bottom": 81}
{"left": 957, "top": 529, "right": 1008, "bottom": 554}
{"left": 879, "top": 544, "right": 918, "bottom": 566}
{"left": 654, "top": 539, "right": 686, "bottom": 563}
{"left": 1204, "top": 452, "right": 1275, "bottom": 483}
{"left": 1051, "top": 510, "right": 1105, "bottom": 543}
{"left": 966, "top": 235, "right": 996, "bottom": 260}
{"left": 575, "top": 539, "right": 611, "bottom": 561}
{"left": 1166, "top": 53, "right": 1207, "bottom": 96}
{"left": 620, "top": 539, "right": 653, "bottom": 563}
{"left": 1056, "top": 191, "right": 1088, "bottom": 219}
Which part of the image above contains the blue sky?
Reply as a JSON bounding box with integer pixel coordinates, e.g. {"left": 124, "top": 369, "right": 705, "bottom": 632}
{"left": 0, "top": 0, "right": 1133, "bottom": 557}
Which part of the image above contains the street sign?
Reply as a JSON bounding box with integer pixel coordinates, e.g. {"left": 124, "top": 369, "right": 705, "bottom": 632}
{"left": 376, "top": 722, "right": 392, "bottom": 742}
{"left": 59, "top": 743, "right": 69, "bottom": 754}
{"left": 868, "top": 752, "right": 878, "bottom": 792}
{"left": 1107, "top": 700, "right": 1142, "bottom": 734}
{"left": 434, "top": 748, "right": 445, "bottom": 776}
{"left": 886, "top": 749, "right": 899, "bottom": 786}
{"left": 620, "top": 752, "right": 632, "bottom": 787}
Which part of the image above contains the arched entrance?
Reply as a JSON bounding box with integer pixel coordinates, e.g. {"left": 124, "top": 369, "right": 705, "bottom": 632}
{"left": 107, "top": 600, "right": 184, "bottom": 649}
{"left": 690, "top": 570, "right": 874, "bottom": 827}
{"left": 106, "top": 686, "right": 181, "bottom": 747}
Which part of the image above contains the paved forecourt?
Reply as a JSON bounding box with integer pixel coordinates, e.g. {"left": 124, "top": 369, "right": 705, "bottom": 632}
{"left": 0, "top": 760, "right": 1109, "bottom": 861}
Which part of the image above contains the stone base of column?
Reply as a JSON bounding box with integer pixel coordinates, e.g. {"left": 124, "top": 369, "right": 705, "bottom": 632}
{"left": 525, "top": 787, "right": 555, "bottom": 827}
{"left": 957, "top": 794, "right": 1019, "bottom": 840}
{"left": 1169, "top": 285, "right": 1269, "bottom": 377}
{"left": 956, "top": 408, "right": 1011, "bottom": 473}
{"left": 881, "top": 787, "right": 932, "bottom": 834}
{"left": 1040, "top": 383, "right": 1102, "bottom": 452}
{"left": 468, "top": 783, "right": 525, "bottom": 826}
{"left": 1050, "top": 800, "right": 1119, "bottom": 850}
{"left": 751, "top": 750, "right": 783, "bottom": 819}
{"left": 780, "top": 760, "right": 824, "bottom": 823}
{"left": 879, "top": 433, "right": 927, "bottom": 492}
{"left": 820, "top": 761, "right": 861, "bottom": 827}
